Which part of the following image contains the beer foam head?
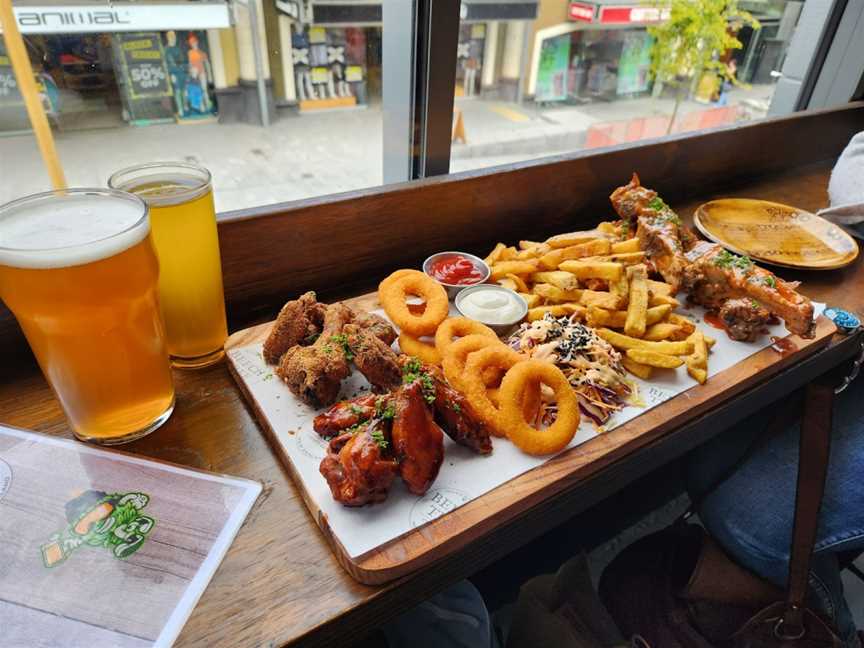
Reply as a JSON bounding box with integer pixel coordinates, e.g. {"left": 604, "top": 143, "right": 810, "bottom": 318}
{"left": 0, "top": 190, "right": 149, "bottom": 269}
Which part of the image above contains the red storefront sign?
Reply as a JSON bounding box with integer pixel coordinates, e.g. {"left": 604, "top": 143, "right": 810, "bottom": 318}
{"left": 569, "top": 2, "right": 670, "bottom": 24}
{"left": 598, "top": 5, "right": 670, "bottom": 23}
{"left": 567, "top": 2, "right": 596, "bottom": 22}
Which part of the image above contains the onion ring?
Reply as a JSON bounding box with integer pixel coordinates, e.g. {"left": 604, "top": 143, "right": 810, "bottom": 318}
{"left": 442, "top": 334, "right": 503, "bottom": 393}
{"left": 462, "top": 345, "right": 526, "bottom": 437}
{"left": 398, "top": 332, "right": 441, "bottom": 365}
{"left": 487, "top": 385, "right": 541, "bottom": 424}
{"left": 434, "top": 317, "right": 497, "bottom": 357}
{"left": 499, "top": 360, "right": 580, "bottom": 455}
{"left": 379, "top": 271, "right": 449, "bottom": 336}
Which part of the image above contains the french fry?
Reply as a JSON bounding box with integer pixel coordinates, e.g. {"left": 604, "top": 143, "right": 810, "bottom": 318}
{"left": 686, "top": 330, "right": 709, "bottom": 383}
{"left": 647, "top": 279, "right": 673, "bottom": 297}
{"left": 532, "top": 283, "right": 583, "bottom": 302}
{"left": 667, "top": 313, "right": 696, "bottom": 335}
{"left": 609, "top": 274, "right": 629, "bottom": 308}
{"left": 622, "top": 356, "right": 653, "bottom": 380}
{"left": 538, "top": 238, "right": 612, "bottom": 270}
{"left": 587, "top": 304, "right": 671, "bottom": 329}
{"left": 704, "top": 334, "right": 716, "bottom": 349}
{"left": 626, "top": 348, "right": 684, "bottom": 369}
{"left": 597, "top": 328, "right": 693, "bottom": 355}
{"left": 624, "top": 264, "right": 648, "bottom": 337}
{"left": 559, "top": 260, "right": 624, "bottom": 281}
{"left": 505, "top": 273, "right": 530, "bottom": 293}
{"left": 499, "top": 246, "right": 519, "bottom": 261}
{"left": 490, "top": 260, "right": 537, "bottom": 280}
{"left": 545, "top": 229, "right": 607, "bottom": 249}
{"left": 611, "top": 237, "right": 640, "bottom": 254}
{"left": 484, "top": 242, "right": 506, "bottom": 266}
{"left": 597, "top": 222, "right": 618, "bottom": 235}
{"left": 497, "top": 278, "right": 518, "bottom": 291}
{"left": 580, "top": 251, "right": 646, "bottom": 265}
{"left": 527, "top": 304, "right": 585, "bottom": 322}
{"left": 579, "top": 290, "right": 621, "bottom": 310}
{"left": 643, "top": 322, "right": 683, "bottom": 341}
{"left": 530, "top": 270, "right": 580, "bottom": 292}
{"left": 519, "top": 240, "right": 543, "bottom": 250}
{"left": 649, "top": 294, "right": 681, "bottom": 308}
{"left": 520, "top": 292, "right": 542, "bottom": 308}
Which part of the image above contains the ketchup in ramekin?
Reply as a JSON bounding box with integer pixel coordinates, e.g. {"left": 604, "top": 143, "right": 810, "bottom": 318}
{"left": 427, "top": 254, "right": 486, "bottom": 285}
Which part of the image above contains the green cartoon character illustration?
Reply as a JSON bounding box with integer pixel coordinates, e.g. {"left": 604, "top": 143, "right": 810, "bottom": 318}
{"left": 41, "top": 489, "right": 156, "bottom": 568}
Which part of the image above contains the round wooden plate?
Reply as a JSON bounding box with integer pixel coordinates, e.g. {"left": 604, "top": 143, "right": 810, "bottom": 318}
{"left": 694, "top": 198, "right": 859, "bottom": 270}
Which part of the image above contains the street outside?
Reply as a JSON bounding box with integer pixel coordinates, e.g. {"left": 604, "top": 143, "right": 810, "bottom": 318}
{"left": 0, "top": 83, "right": 775, "bottom": 215}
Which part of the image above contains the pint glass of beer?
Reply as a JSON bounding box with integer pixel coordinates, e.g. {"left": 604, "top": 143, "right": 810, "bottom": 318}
{"left": 0, "top": 189, "right": 175, "bottom": 444}
{"left": 109, "top": 162, "right": 228, "bottom": 368}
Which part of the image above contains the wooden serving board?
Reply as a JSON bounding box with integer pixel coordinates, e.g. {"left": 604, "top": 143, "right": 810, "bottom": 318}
{"left": 225, "top": 293, "right": 835, "bottom": 585}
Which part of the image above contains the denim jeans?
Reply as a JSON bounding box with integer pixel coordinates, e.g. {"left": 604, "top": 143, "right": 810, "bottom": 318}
{"left": 687, "top": 375, "right": 864, "bottom": 647}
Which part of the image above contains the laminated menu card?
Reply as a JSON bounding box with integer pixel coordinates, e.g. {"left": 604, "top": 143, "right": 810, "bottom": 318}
{"left": 0, "top": 425, "right": 261, "bottom": 648}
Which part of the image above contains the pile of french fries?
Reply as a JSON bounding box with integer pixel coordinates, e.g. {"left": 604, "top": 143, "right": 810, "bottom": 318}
{"left": 484, "top": 223, "right": 713, "bottom": 384}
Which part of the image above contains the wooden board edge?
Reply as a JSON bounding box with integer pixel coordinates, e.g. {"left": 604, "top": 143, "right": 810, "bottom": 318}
{"left": 225, "top": 312, "right": 836, "bottom": 585}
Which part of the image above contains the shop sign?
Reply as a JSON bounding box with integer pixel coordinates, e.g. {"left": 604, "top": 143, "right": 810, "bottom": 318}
{"left": 568, "top": 2, "right": 596, "bottom": 22}
{"left": 5, "top": 3, "right": 230, "bottom": 35}
{"left": 599, "top": 5, "right": 670, "bottom": 24}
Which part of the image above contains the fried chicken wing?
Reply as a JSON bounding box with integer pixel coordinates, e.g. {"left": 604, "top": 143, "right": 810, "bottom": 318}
{"left": 343, "top": 323, "right": 402, "bottom": 393}
{"left": 276, "top": 303, "right": 353, "bottom": 407}
{"left": 313, "top": 393, "right": 380, "bottom": 438}
{"left": 610, "top": 173, "right": 686, "bottom": 292}
{"left": 398, "top": 356, "right": 493, "bottom": 454}
{"left": 391, "top": 381, "right": 444, "bottom": 495}
{"left": 319, "top": 420, "right": 399, "bottom": 506}
{"left": 263, "top": 291, "right": 327, "bottom": 364}
{"left": 352, "top": 311, "right": 398, "bottom": 346}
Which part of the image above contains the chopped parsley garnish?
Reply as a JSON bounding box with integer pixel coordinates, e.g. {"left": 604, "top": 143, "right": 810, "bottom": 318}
{"left": 402, "top": 357, "right": 436, "bottom": 404}
{"left": 370, "top": 427, "right": 389, "bottom": 450}
{"left": 713, "top": 249, "right": 753, "bottom": 271}
{"left": 751, "top": 298, "right": 760, "bottom": 309}
{"left": 375, "top": 397, "right": 396, "bottom": 420}
{"left": 761, "top": 275, "right": 776, "bottom": 288}
{"left": 328, "top": 334, "right": 354, "bottom": 361}
{"left": 349, "top": 404, "right": 364, "bottom": 416}
{"left": 620, "top": 219, "right": 630, "bottom": 238}
{"left": 452, "top": 402, "right": 461, "bottom": 413}
{"left": 647, "top": 196, "right": 681, "bottom": 225}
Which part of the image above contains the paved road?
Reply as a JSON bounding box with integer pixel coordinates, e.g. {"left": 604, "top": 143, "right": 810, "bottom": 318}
{"left": 0, "top": 85, "right": 774, "bottom": 214}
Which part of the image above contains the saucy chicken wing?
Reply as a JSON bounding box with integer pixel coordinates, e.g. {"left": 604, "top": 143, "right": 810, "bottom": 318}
{"left": 391, "top": 381, "right": 444, "bottom": 495}
{"left": 319, "top": 420, "right": 399, "bottom": 506}
{"left": 276, "top": 302, "right": 353, "bottom": 407}
{"left": 263, "top": 291, "right": 327, "bottom": 364}
{"left": 313, "top": 393, "right": 379, "bottom": 438}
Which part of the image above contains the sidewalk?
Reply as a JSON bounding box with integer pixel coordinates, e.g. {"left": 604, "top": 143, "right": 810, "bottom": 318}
{"left": 0, "top": 84, "right": 775, "bottom": 213}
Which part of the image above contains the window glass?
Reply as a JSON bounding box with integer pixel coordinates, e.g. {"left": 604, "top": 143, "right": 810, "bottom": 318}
{"left": 449, "top": 0, "right": 808, "bottom": 174}
{"left": 0, "top": 0, "right": 386, "bottom": 213}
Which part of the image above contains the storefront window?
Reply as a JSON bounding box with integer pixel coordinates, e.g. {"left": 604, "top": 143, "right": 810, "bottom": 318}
{"left": 448, "top": 0, "right": 813, "bottom": 174}
{"left": 0, "top": 0, "right": 387, "bottom": 213}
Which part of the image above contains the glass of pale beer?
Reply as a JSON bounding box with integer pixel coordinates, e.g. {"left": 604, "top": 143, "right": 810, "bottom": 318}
{"left": 109, "top": 162, "right": 228, "bottom": 368}
{"left": 0, "top": 189, "right": 175, "bottom": 444}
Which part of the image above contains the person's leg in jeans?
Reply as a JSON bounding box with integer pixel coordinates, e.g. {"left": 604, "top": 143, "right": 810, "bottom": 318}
{"left": 687, "top": 376, "right": 864, "bottom": 646}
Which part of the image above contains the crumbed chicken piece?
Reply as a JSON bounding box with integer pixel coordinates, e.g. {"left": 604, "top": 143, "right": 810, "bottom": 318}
{"left": 610, "top": 173, "right": 687, "bottom": 292}
{"left": 352, "top": 311, "right": 397, "bottom": 346}
{"left": 343, "top": 323, "right": 402, "bottom": 393}
{"left": 319, "top": 420, "right": 399, "bottom": 506}
{"left": 684, "top": 240, "right": 815, "bottom": 338}
{"left": 276, "top": 303, "right": 353, "bottom": 407}
{"left": 391, "top": 381, "right": 444, "bottom": 495}
{"left": 398, "top": 356, "right": 493, "bottom": 454}
{"left": 313, "top": 393, "right": 379, "bottom": 438}
{"left": 263, "top": 291, "right": 327, "bottom": 364}
{"left": 717, "top": 298, "right": 773, "bottom": 342}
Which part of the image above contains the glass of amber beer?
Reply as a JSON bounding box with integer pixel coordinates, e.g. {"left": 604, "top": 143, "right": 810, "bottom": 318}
{"left": 109, "top": 162, "right": 228, "bottom": 368}
{"left": 0, "top": 189, "right": 175, "bottom": 444}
